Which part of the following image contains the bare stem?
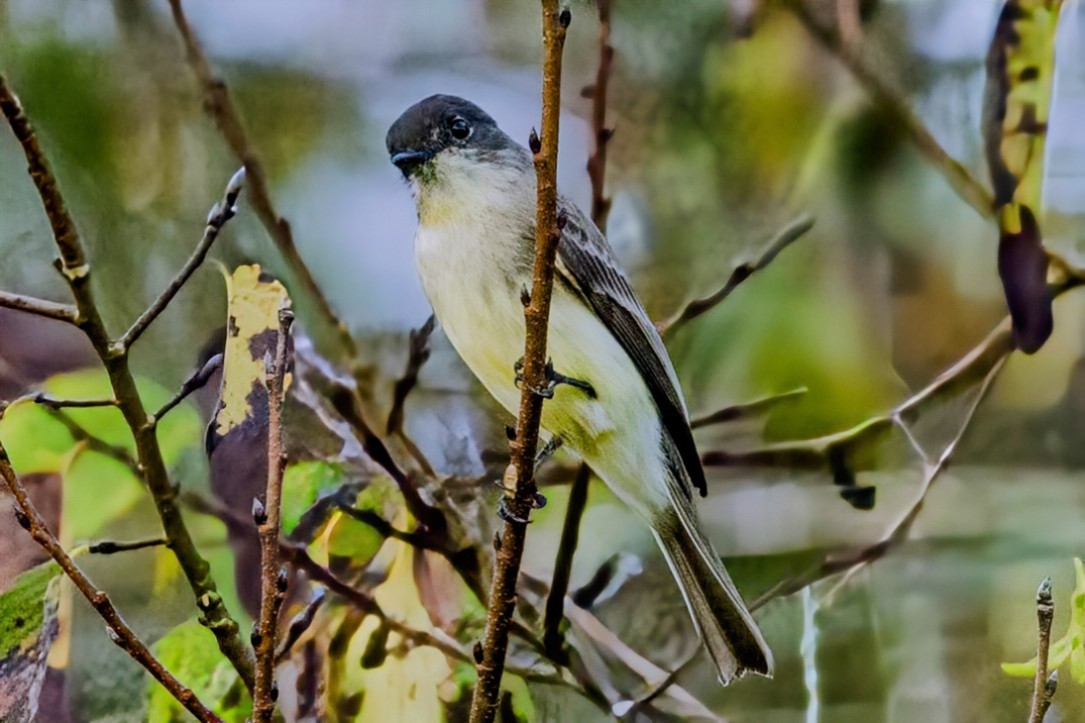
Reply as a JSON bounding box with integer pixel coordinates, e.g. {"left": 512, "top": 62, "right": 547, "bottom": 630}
{"left": 253, "top": 308, "right": 293, "bottom": 721}
{"left": 153, "top": 353, "right": 223, "bottom": 421}
{"left": 469, "top": 4, "right": 570, "bottom": 722}
{"left": 543, "top": 463, "right": 591, "bottom": 660}
{"left": 660, "top": 213, "right": 814, "bottom": 336}
{"left": 166, "top": 0, "right": 357, "bottom": 359}
{"left": 0, "top": 71, "right": 255, "bottom": 689}
{"left": 121, "top": 168, "right": 246, "bottom": 350}
{"left": 1029, "top": 577, "right": 1056, "bottom": 723}
{"left": 0, "top": 443, "right": 221, "bottom": 722}
{"left": 0, "top": 291, "right": 79, "bottom": 324}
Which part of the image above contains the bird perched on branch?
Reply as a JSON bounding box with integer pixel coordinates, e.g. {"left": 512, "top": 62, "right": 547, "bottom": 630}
{"left": 386, "top": 94, "right": 771, "bottom": 683}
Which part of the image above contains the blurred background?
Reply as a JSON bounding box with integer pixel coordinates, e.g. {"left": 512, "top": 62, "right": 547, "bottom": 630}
{"left": 2, "top": 0, "right": 1085, "bottom": 721}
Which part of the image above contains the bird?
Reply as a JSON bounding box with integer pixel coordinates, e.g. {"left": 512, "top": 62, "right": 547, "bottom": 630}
{"left": 386, "top": 94, "right": 772, "bottom": 683}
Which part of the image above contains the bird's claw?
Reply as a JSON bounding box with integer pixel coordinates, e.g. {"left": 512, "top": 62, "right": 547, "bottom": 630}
{"left": 513, "top": 358, "right": 597, "bottom": 400}
{"left": 498, "top": 498, "right": 531, "bottom": 525}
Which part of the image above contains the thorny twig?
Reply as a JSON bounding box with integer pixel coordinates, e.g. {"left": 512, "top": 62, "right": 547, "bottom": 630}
{"left": 469, "top": 4, "right": 571, "bottom": 721}
{"left": 0, "top": 442, "right": 221, "bottom": 722}
{"left": 166, "top": 0, "right": 358, "bottom": 359}
{"left": 543, "top": 0, "right": 615, "bottom": 664}
{"left": 0, "top": 72, "right": 255, "bottom": 688}
{"left": 253, "top": 308, "right": 294, "bottom": 722}
{"left": 386, "top": 314, "right": 437, "bottom": 475}
{"left": 659, "top": 213, "right": 814, "bottom": 336}
{"left": 1029, "top": 578, "right": 1057, "bottom": 723}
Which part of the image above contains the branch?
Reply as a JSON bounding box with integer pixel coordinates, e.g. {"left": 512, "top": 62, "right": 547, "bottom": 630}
{"left": 386, "top": 314, "right": 437, "bottom": 476}
{"left": 751, "top": 352, "right": 1006, "bottom": 610}
{"left": 0, "top": 291, "right": 78, "bottom": 324}
{"left": 0, "top": 71, "right": 255, "bottom": 689}
{"left": 1029, "top": 577, "right": 1056, "bottom": 723}
{"left": 153, "top": 353, "right": 223, "bottom": 421}
{"left": 33, "top": 394, "right": 117, "bottom": 409}
{"left": 253, "top": 308, "right": 293, "bottom": 722}
{"left": 469, "top": 4, "right": 571, "bottom": 721}
{"left": 785, "top": 0, "right": 994, "bottom": 218}
{"left": 543, "top": 0, "right": 615, "bottom": 664}
{"left": 275, "top": 588, "right": 325, "bottom": 663}
{"left": 0, "top": 444, "right": 221, "bottom": 723}
{"left": 88, "top": 537, "right": 168, "bottom": 555}
{"left": 690, "top": 387, "right": 807, "bottom": 430}
{"left": 121, "top": 168, "right": 246, "bottom": 350}
{"left": 543, "top": 463, "right": 591, "bottom": 661}
{"left": 42, "top": 406, "right": 140, "bottom": 476}
{"left": 659, "top": 213, "right": 814, "bottom": 336}
{"left": 166, "top": 0, "right": 358, "bottom": 359}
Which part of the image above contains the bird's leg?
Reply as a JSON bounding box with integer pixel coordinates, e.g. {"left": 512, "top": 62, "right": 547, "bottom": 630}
{"left": 513, "top": 357, "right": 597, "bottom": 399}
{"left": 534, "top": 435, "right": 563, "bottom": 471}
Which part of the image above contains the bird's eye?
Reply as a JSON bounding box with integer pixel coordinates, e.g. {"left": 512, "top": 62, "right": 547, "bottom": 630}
{"left": 449, "top": 117, "right": 471, "bottom": 140}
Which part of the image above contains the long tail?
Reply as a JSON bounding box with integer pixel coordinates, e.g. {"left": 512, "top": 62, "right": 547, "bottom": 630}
{"left": 653, "top": 507, "right": 773, "bottom": 684}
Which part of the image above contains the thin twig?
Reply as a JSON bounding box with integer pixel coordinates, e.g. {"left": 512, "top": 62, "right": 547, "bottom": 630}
{"left": 0, "top": 72, "right": 255, "bottom": 689}
{"left": 543, "top": 0, "right": 614, "bottom": 663}
{"left": 121, "top": 168, "right": 246, "bottom": 350}
{"left": 617, "top": 647, "right": 700, "bottom": 720}
{"left": 751, "top": 353, "right": 1006, "bottom": 610}
{"left": 153, "top": 353, "right": 223, "bottom": 421}
{"left": 690, "top": 387, "right": 807, "bottom": 429}
{"left": 660, "top": 214, "right": 814, "bottom": 336}
{"left": 166, "top": 0, "right": 357, "bottom": 359}
{"left": 386, "top": 314, "right": 437, "bottom": 475}
{"left": 0, "top": 291, "right": 79, "bottom": 324}
{"left": 88, "top": 537, "right": 168, "bottom": 555}
{"left": 1029, "top": 577, "right": 1056, "bottom": 723}
{"left": 469, "top": 5, "right": 570, "bottom": 722}
{"left": 543, "top": 463, "right": 591, "bottom": 660}
{"left": 33, "top": 394, "right": 117, "bottom": 409}
{"left": 275, "top": 589, "right": 326, "bottom": 663}
{"left": 785, "top": 0, "right": 994, "bottom": 218}
{"left": 0, "top": 443, "right": 221, "bottom": 722}
{"left": 43, "top": 407, "right": 140, "bottom": 475}
{"left": 253, "top": 307, "right": 293, "bottom": 722}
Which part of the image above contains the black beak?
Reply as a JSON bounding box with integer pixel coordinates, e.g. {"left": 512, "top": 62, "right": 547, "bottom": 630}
{"left": 391, "top": 150, "right": 433, "bottom": 176}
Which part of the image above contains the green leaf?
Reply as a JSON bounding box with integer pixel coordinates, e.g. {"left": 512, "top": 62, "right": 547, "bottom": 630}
{"left": 0, "top": 562, "right": 62, "bottom": 723}
{"left": 148, "top": 620, "right": 251, "bottom": 723}
{"left": 325, "top": 481, "right": 396, "bottom": 563}
{"left": 282, "top": 460, "right": 345, "bottom": 536}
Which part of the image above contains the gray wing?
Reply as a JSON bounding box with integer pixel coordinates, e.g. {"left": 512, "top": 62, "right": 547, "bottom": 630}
{"left": 554, "top": 198, "right": 708, "bottom": 498}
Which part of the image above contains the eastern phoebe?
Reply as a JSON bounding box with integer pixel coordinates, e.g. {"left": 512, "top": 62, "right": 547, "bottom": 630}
{"left": 386, "top": 95, "right": 772, "bottom": 683}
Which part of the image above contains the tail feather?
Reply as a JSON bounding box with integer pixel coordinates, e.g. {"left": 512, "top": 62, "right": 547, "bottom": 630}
{"left": 653, "top": 513, "right": 773, "bottom": 684}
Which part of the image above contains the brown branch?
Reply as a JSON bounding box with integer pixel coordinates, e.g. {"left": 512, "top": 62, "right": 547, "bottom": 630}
{"left": 0, "top": 443, "right": 221, "bottom": 722}
{"left": 660, "top": 213, "right": 814, "bottom": 336}
{"left": 469, "top": 5, "right": 570, "bottom": 721}
{"left": 542, "top": 0, "right": 615, "bottom": 665}
{"left": 543, "top": 463, "right": 591, "bottom": 661}
{"left": 0, "top": 72, "right": 255, "bottom": 689}
{"left": 585, "top": 0, "right": 615, "bottom": 232}
{"left": 386, "top": 314, "right": 437, "bottom": 476}
{"left": 153, "top": 353, "right": 223, "bottom": 421}
{"left": 785, "top": 0, "right": 994, "bottom": 218}
{"left": 253, "top": 308, "right": 293, "bottom": 722}
{"left": 166, "top": 0, "right": 357, "bottom": 359}
{"left": 1029, "top": 577, "right": 1056, "bottom": 723}
{"left": 0, "top": 291, "right": 79, "bottom": 324}
{"left": 751, "top": 353, "right": 1006, "bottom": 610}
{"left": 121, "top": 168, "right": 246, "bottom": 350}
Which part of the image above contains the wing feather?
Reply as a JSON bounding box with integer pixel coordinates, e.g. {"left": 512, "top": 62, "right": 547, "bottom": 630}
{"left": 554, "top": 199, "right": 707, "bottom": 498}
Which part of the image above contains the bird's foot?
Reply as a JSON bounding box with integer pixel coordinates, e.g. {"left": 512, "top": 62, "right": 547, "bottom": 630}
{"left": 514, "top": 358, "right": 597, "bottom": 399}
{"left": 498, "top": 497, "right": 531, "bottom": 525}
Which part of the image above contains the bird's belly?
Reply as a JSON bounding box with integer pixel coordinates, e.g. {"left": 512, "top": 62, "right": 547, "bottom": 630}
{"left": 415, "top": 229, "right": 654, "bottom": 457}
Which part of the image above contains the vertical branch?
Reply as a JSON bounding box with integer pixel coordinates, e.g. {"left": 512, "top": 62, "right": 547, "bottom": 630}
{"left": 0, "top": 72, "right": 255, "bottom": 689}
{"left": 1029, "top": 577, "right": 1056, "bottom": 723}
{"left": 542, "top": 0, "right": 615, "bottom": 662}
{"left": 468, "top": 3, "right": 570, "bottom": 723}
{"left": 0, "top": 443, "right": 221, "bottom": 723}
{"left": 252, "top": 308, "right": 294, "bottom": 722}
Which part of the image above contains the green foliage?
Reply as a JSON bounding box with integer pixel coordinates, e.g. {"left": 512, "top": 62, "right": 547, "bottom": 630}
{"left": 1002, "top": 558, "right": 1085, "bottom": 684}
{"left": 148, "top": 621, "right": 251, "bottom": 722}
